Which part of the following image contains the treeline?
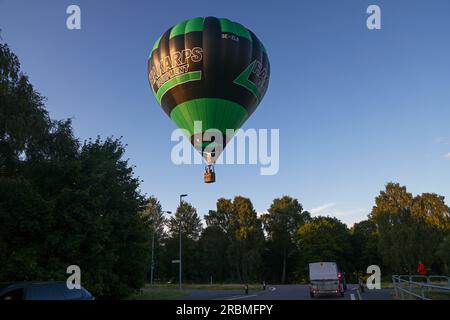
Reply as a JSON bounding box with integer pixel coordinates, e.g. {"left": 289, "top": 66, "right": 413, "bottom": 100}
{"left": 145, "top": 186, "right": 450, "bottom": 285}
{"left": 1, "top": 43, "right": 449, "bottom": 298}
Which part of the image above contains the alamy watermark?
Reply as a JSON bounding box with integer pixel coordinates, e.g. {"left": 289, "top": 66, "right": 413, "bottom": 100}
{"left": 66, "top": 265, "right": 81, "bottom": 289}
{"left": 367, "top": 5, "right": 381, "bottom": 30}
{"left": 171, "top": 121, "right": 279, "bottom": 176}
{"left": 66, "top": 5, "right": 81, "bottom": 30}
{"left": 366, "top": 265, "right": 381, "bottom": 289}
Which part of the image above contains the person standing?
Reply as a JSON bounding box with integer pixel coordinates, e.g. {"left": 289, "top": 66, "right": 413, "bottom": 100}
{"left": 417, "top": 261, "right": 428, "bottom": 276}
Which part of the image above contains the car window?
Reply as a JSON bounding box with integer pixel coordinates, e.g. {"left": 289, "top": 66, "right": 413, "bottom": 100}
{"left": 27, "top": 284, "right": 65, "bottom": 300}
{"left": 1, "top": 288, "right": 25, "bottom": 300}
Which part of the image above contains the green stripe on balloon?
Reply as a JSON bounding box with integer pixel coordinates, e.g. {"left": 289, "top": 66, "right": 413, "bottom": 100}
{"left": 170, "top": 17, "right": 205, "bottom": 39}
{"left": 150, "top": 35, "right": 162, "bottom": 57}
{"left": 156, "top": 71, "right": 202, "bottom": 103}
{"left": 170, "top": 98, "right": 248, "bottom": 137}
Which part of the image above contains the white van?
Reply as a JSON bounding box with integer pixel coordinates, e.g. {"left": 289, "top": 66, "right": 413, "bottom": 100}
{"left": 308, "top": 262, "right": 344, "bottom": 298}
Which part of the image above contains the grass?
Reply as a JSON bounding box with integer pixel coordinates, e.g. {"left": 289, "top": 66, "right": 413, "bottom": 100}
{"left": 426, "top": 291, "right": 450, "bottom": 300}
{"left": 128, "top": 290, "right": 190, "bottom": 300}
{"left": 391, "top": 288, "right": 450, "bottom": 300}
{"left": 144, "top": 283, "right": 263, "bottom": 291}
{"left": 380, "top": 282, "right": 395, "bottom": 289}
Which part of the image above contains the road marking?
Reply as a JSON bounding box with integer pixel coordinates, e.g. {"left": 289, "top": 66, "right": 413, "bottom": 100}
{"left": 350, "top": 293, "right": 356, "bottom": 300}
{"left": 357, "top": 290, "right": 363, "bottom": 300}
{"left": 269, "top": 287, "right": 276, "bottom": 291}
{"left": 227, "top": 294, "right": 258, "bottom": 300}
{"left": 215, "top": 295, "right": 241, "bottom": 300}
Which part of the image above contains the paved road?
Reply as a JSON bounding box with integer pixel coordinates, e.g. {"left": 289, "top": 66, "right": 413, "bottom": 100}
{"left": 232, "top": 284, "right": 393, "bottom": 300}
{"left": 144, "top": 284, "right": 393, "bottom": 300}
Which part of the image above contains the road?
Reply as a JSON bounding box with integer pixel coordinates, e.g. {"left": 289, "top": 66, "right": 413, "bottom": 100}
{"left": 144, "top": 284, "right": 393, "bottom": 300}
{"left": 223, "top": 284, "right": 393, "bottom": 300}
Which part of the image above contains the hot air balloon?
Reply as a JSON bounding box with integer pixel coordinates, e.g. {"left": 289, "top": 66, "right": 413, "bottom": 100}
{"left": 148, "top": 17, "right": 270, "bottom": 183}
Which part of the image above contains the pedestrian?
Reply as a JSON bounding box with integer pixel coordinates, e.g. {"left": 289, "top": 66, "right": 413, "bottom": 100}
{"left": 417, "top": 261, "right": 428, "bottom": 276}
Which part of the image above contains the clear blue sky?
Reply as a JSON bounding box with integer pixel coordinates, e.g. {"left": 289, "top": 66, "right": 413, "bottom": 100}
{"left": 1, "top": 0, "right": 449, "bottom": 225}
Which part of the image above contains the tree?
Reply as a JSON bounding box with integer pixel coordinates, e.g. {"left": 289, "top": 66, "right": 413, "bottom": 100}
{"left": 411, "top": 193, "right": 450, "bottom": 272}
{"left": 168, "top": 201, "right": 202, "bottom": 241}
{"left": 203, "top": 200, "right": 236, "bottom": 282}
{"left": 198, "top": 226, "right": 230, "bottom": 282}
{"left": 204, "top": 197, "right": 265, "bottom": 283}
{"left": 167, "top": 201, "right": 203, "bottom": 282}
{"left": 261, "top": 196, "right": 310, "bottom": 283}
{"left": 0, "top": 42, "right": 151, "bottom": 297}
{"left": 350, "top": 219, "right": 381, "bottom": 272}
{"left": 140, "top": 196, "right": 168, "bottom": 282}
{"left": 370, "top": 183, "right": 450, "bottom": 274}
{"left": 436, "top": 235, "right": 450, "bottom": 274}
{"left": 297, "top": 216, "right": 353, "bottom": 277}
{"left": 0, "top": 43, "right": 50, "bottom": 176}
{"left": 228, "top": 196, "right": 265, "bottom": 282}
{"left": 204, "top": 198, "right": 235, "bottom": 235}
{"left": 370, "top": 183, "right": 415, "bottom": 273}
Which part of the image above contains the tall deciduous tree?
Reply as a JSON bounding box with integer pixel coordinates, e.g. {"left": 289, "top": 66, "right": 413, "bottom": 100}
{"left": 370, "top": 183, "right": 450, "bottom": 273}
{"left": 198, "top": 226, "right": 230, "bottom": 282}
{"left": 167, "top": 201, "right": 203, "bottom": 281}
{"left": 297, "top": 216, "right": 353, "bottom": 275}
{"left": 141, "top": 196, "right": 167, "bottom": 241}
{"left": 351, "top": 219, "right": 381, "bottom": 272}
{"left": 261, "top": 196, "right": 310, "bottom": 283}
{"left": 205, "top": 197, "right": 265, "bottom": 282}
{"left": 436, "top": 235, "right": 450, "bottom": 274}
{"left": 229, "top": 196, "right": 265, "bottom": 282}
{"left": 0, "top": 43, "right": 151, "bottom": 297}
{"left": 140, "top": 196, "right": 169, "bottom": 281}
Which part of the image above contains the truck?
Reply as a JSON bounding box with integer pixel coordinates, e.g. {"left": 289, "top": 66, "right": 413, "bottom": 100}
{"left": 308, "top": 262, "right": 345, "bottom": 298}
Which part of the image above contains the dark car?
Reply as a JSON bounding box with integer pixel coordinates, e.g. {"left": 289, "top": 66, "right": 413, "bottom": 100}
{"left": 0, "top": 281, "right": 94, "bottom": 300}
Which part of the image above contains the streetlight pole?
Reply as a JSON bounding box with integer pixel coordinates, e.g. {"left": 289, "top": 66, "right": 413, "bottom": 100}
{"left": 150, "top": 210, "right": 171, "bottom": 286}
{"left": 179, "top": 194, "right": 188, "bottom": 289}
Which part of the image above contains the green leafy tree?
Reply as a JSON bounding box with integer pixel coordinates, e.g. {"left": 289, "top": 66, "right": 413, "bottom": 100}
{"left": 410, "top": 193, "right": 449, "bottom": 272}
{"left": 261, "top": 196, "right": 310, "bottom": 283}
{"left": 350, "top": 219, "right": 381, "bottom": 272}
{"left": 167, "top": 201, "right": 203, "bottom": 282}
{"left": 140, "top": 196, "right": 170, "bottom": 282}
{"left": 204, "top": 197, "right": 265, "bottom": 282}
{"left": 168, "top": 201, "right": 202, "bottom": 241}
{"left": 0, "top": 43, "right": 50, "bottom": 176}
{"left": 198, "top": 226, "right": 230, "bottom": 282}
{"left": 297, "top": 216, "right": 353, "bottom": 277}
{"left": 371, "top": 183, "right": 450, "bottom": 274}
{"left": 436, "top": 235, "right": 450, "bottom": 274}
{"left": 0, "top": 43, "right": 151, "bottom": 297}
{"left": 229, "top": 196, "right": 265, "bottom": 282}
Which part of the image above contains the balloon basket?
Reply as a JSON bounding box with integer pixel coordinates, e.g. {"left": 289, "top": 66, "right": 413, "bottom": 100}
{"left": 204, "top": 171, "right": 216, "bottom": 183}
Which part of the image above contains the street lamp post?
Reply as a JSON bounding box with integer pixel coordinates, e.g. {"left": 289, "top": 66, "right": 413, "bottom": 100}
{"left": 150, "top": 210, "right": 171, "bottom": 286}
{"left": 179, "top": 194, "right": 188, "bottom": 289}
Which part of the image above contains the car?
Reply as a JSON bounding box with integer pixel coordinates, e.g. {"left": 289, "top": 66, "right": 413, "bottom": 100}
{"left": 308, "top": 262, "right": 345, "bottom": 298}
{"left": 0, "top": 281, "right": 94, "bottom": 300}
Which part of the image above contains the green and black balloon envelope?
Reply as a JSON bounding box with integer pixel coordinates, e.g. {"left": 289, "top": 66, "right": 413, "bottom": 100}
{"left": 148, "top": 17, "right": 270, "bottom": 180}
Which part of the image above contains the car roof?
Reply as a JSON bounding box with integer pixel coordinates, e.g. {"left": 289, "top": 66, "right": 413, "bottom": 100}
{"left": 0, "top": 281, "right": 67, "bottom": 290}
